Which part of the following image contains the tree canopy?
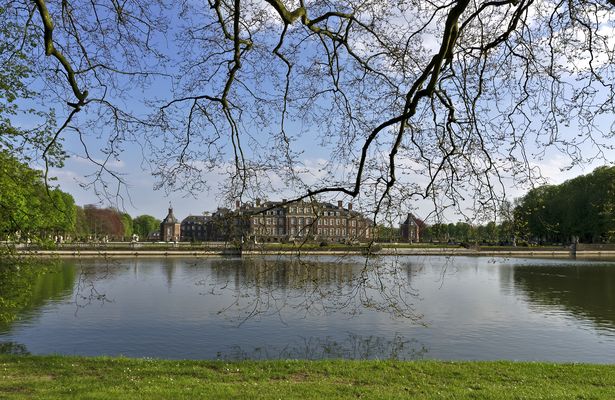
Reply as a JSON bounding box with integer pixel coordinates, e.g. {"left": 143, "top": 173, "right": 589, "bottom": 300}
{"left": 515, "top": 166, "right": 615, "bottom": 243}
{"left": 132, "top": 215, "right": 161, "bottom": 238}
{"left": 1, "top": 1, "right": 614, "bottom": 219}
{"left": 0, "top": 150, "right": 76, "bottom": 240}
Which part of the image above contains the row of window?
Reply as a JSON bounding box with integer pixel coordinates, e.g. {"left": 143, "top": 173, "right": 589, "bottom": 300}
{"left": 254, "top": 217, "right": 362, "bottom": 226}
{"left": 251, "top": 227, "right": 362, "bottom": 237}
{"left": 182, "top": 225, "right": 205, "bottom": 231}
{"left": 261, "top": 207, "right": 350, "bottom": 217}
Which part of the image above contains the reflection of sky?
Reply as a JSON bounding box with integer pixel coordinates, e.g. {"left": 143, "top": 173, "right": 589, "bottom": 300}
{"left": 1, "top": 256, "right": 615, "bottom": 362}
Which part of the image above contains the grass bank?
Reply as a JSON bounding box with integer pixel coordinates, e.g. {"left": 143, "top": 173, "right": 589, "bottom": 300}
{"left": 1, "top": 356, "right": 615, "bottom": 399}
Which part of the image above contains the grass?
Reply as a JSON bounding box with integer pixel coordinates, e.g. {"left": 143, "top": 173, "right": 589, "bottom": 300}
{"left": 1, "top": 356, "right": 615, "bottom": 399}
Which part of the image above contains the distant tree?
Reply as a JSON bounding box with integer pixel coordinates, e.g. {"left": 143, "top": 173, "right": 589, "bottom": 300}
{"left": 413, "top": 218, "right": 427, "bottom": 241}
{"left": 0, "top": 151, "right": 75, "bottom": 241}
{"left": 120, "top": 213, "right": 133, "bottom": 240}
{"left": 498, "top": 200, "right": 516, "bottom": 245}
{"left": 82, "top": 205, "right": 125, "bottom": 240}
{"left": 515, "top": 166, "right": 615, "bottom": 243}
{"left": 132, "top": 215, "right": 161, "bottom": 238}
{"left": 73, "top": 206, "right": 88, "bottom": 238}
{"left": 483, "top": 222, "right": 498, "bottom": 244}
{"left": 376, "top": 225, "right": 400, "bottom": 243}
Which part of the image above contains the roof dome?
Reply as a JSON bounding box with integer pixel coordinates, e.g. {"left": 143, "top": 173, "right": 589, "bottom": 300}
{"left": 162, "top": 207, "right": 178, "bottom": 224}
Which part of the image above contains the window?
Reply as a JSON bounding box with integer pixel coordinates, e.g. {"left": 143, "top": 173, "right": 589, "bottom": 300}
{"left": 291, "top": 217, "right": 296, "bottom": 224}
{"left": 306, "top": 217, "right": 312, "bottom": 224}
{"left": 299, "top": 217, "right": 304, "bottom": 225}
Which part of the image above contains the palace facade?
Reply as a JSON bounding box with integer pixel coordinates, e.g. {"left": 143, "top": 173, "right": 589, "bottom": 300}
{"left": 175, "top": 199, "right": 373, "bottom": 243}
{"left": 237, "top": 199, "right": 373, "bottom": 243}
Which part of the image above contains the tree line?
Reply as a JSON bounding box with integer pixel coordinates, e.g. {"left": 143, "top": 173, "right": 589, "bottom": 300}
{"left": 514, "top": 166, "right": 615, "bottom": 244}
{"left": 0, "top": 151, "right": 161, "bottom": 243}
{"left": 376, "top": 220, "right": 514, "bottom": 246}
{"left": 4, "top": 147, "right": 615, "bottom": 245}
{"left": 378, "top": 166, "right": 615, "bottom": 246}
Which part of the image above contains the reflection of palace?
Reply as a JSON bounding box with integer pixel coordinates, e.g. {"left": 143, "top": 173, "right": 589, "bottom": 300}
{"left": 166, "top": 199, "right": 374, "bottom": 243}
{"left": 209, "top": 258, "right": 357, "bottom": 289}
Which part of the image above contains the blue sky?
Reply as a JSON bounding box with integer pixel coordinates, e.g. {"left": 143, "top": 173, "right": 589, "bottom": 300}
{"left": 11, "top": 1, "right": 615, "bottom": 223}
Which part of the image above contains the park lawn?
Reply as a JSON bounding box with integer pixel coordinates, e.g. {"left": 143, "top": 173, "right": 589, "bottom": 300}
{"left": 1, "top": 356, "right": 615, "bottom": 399}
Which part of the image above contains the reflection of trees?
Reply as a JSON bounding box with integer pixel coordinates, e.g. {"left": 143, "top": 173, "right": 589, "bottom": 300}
{"left": 217, "top": 333, "right": 428, "bottom": 361}
{"left": 73, "top": 258, "right": 129, "bottom": 310}
{"left": 201, "top": 257, "right": 422, "bottom": 324}
{"left": 0, "top": 259, "right": 75, "bottom": 331}
{"left": 0, "top": 341, "right": 30, "bottom": 355}
{"left": 513, "top": 264, "right": 615, "bottom": 332}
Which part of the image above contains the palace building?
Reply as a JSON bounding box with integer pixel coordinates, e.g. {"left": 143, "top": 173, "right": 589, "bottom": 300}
{"left": 235, "top": 199, "right": 373, "bottom": 243}
{"left": 400, "top": 212, "right": 421, "bottom": 243}
{"left": 160, "top": 207, "right": 181, "bottom": 242}
{"left": 171, "top": 199, "right": 374, "bottom": 243}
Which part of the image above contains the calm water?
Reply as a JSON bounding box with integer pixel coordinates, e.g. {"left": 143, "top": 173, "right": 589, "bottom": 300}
{"left": 1, "top": 256, "right": 615, "bottom": 362}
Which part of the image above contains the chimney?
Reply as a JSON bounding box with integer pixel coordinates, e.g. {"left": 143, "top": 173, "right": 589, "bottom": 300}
{"left": 348, "top": 203, "right": 353, "bottom": 211}
{"left": 338, "top": 200, "right": 343, "bottom": 209}
{"left": 282, "top": 199, "right": 287, "bottom": 203}
{"left": 235, "top": 200, "right": 240, "bottom": 210}
{"left": 256, "top": 198, "right": 261, "bottom": 207}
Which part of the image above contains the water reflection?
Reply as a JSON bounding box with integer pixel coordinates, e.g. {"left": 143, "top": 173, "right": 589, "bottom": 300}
{"left": 513, "top": 263, "right": 615, "bottom": 334}
{"left": 2, "top": 256, "right": 615, "bottom": 361}
{"left": 0, "top": 260, "right": 75, "bottom": 331}
{"left": 198, "top": 257, "right": 421, "bottom": 324}
{"left": 217, "top": 333, "right": 428, "bottom": 361}
{"left": 0, "top": 341, "right": 29, "bottom": 355}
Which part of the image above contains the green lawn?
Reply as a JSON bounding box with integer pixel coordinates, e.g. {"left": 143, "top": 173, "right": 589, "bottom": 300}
{"left": 1, "top": 356, "right": 614, "bottom": 399}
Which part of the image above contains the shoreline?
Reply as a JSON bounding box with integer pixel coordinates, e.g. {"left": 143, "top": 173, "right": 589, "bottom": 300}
{"left": 13, "top": 247, "right": 615, "bottom": 258}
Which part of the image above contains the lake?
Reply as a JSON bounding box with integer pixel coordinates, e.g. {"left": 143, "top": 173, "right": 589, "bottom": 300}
{"left": 1, "top": 255, "right": 614, "bottom": 362}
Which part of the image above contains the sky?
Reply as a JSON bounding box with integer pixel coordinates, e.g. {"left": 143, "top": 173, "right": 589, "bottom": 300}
{"left": 48, "top": 136, "right": 612, "bottom": 223}
{"left": 14, "top": 1, "right": 615, "bottom": 224}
